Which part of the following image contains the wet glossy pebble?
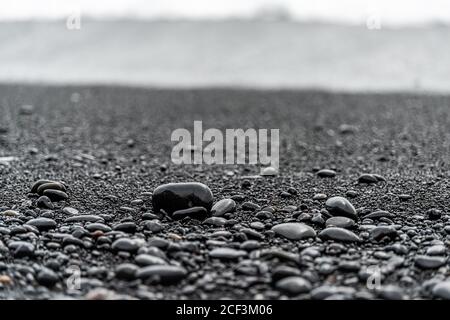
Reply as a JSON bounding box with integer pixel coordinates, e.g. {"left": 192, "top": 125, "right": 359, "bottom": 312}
{"left": 152, "top": 182, "right": 213, "bottom": 216}
{"left": 325, "top": 196, "right": 357, "bottom": 220}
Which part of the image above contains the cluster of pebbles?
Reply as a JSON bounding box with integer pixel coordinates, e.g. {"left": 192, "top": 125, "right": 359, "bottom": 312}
{"left": 0, "top": 177, "right": 449, "bottom": 300}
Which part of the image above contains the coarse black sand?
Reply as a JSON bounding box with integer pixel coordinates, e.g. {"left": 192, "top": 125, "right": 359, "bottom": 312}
{"left": 0, "top": 84, "right": 450, "bottom": 299}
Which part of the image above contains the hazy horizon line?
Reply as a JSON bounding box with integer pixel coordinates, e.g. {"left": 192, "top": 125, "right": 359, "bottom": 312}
{"left": 1, "top": 16, "right": 450, "bottom": 28}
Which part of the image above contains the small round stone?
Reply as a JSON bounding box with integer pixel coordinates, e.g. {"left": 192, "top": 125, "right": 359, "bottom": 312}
{"left": 275, "top": 276, "right": 312, "bottom": 295}
{"left": 325, "top": 217, "right": 355, "bottom": 229}
{"left": 8, "top": 241, "right": 35, "bottom": 258}
{"left": 211, "top": 199, "right": 236, "bottom": 217}
{"left": 135, "top": 254, "right": 167, "bottom": 266}
{"left": 209, "top": 248, "right": 247, "bottom": 260}
{"left": 414, "top": 255, "right": 447, "bottom": 269}
{"left": 260, "top": 166, "right": 278, "bottom": 176}
{"left": 111, "top": 238, "right": 139, "bottom": 253}
{"left": 325, "top": 196, "right": 357, "bottom": 220}
{"left": 152, "top": 182, "right": 214, "bottom": 215}
{"left": 319, "top": 227, "right": 361, "bottom": 242}
{"left": 271, "top": 223, "right": 316, "bottom": 240}
{"left": 136, "top": 265, "right": 187, "bottom": 284}
{"left": 317, "top": 169, "right": 336, "bottom": 178}
{"left": 43, "top": 189, "right": 69, "bottom": 202}
{"left": 26, "top": 217, "right": 57, "bottom": 231}
{"left": 358, "top": 174, "right": 379, "bottom": 184}
{"left": 172, "top": 206, "right": 208, "bottom": 220}
{"left": 369, "top": 226, "right": 397, "bottom": 241}
{"left": 37, "top": 196, "right": 54, "bottom": 209}
{"left": 203, "top": 217, "right": 227, "bottom": 226}
{"left": 36, "top": 268, "right": 59, "bottom": 287}
{"left": 433, "top": 281, "right": 450, "bottom": 299}
{"left": 115, "top": 263, "right": 139, "bottom": 281}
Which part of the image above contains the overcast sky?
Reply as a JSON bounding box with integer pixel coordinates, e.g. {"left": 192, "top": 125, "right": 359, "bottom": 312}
{"left": 2, "top": 0, "right": 450, "bottom": 25}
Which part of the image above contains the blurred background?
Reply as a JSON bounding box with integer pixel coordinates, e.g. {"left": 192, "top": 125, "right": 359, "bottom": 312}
{"left": 1, "top": 0, "right": 450, "bottom": 92}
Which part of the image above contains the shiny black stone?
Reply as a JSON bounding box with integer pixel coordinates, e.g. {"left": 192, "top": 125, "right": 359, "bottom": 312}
{"left": 152, "top": 182, "right": 213, "bottom": 216}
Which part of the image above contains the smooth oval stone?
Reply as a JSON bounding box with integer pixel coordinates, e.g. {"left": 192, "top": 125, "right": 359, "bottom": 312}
{"left": 317, "top": 169, "right": 336, "bottom": 178}
{"left": 325, "top": 196, "right": 357, "bottom": 220}
{"left": 85, "top": 223, "right": 112, "bottom": 233}
{"left": 37, "top": 182, "right": 66, "bottom": 195}
{"left": 272, "top": 223, "right": 316, "bottom": 240}
{"left": 275, "top": 276, "right": 312, "bottom": 295}
{"left": 115, "top": 263, "right": 139, "bottom": 281}
{"left": 8, "top": 241, "right": 35, "bottom": 257}
{"left": 319, "top": 227, "right": 361, "bottom": 242}
{"left": 152, "top": 182, "right": 213, "bottom": 215}
{"left": 432, "top": 281, "right": 450, "bottom": 299}
{"left": 414, "top": 255, "right": 447, "bottom": 269}
{"left": 136, "top": 265, "right": 187, "bottom": 283}
{"left": 313, "top": 193, "right": 327, "bottom": 201}
{"left": 111, "top": 238, "right": 139, "bottom": 253}
{"left": 65, "top": 215, "right": 104, "bottom": 223}
{"left": 363, "top": 210, "right": 394, "bottom": 220}
{"left": 358, "top": 174, "right": 379, "bottom": 184}
{"left": 62, "top": 207, "right": 79, "bottom": 215}
{"left": 172, "top": 206, "right": 208, "bottom": 220}
{"left": 37, "top": 196, "right": 54, "bottom": 209}
{"left": 135, "top": 254, "right": 167, "bottom": 266}
{"left": 43, "top": 189, "right": 68, "bottom": 202}
{"left": 369, "top": 226, "right": 398, "bottom": 241}
{"left": 211, "top": 199, "right": 236, "bottom": 217}
{"left": 325, "top": 217, "right": 355, "bottom": 229}
{"left": 209, "top": 248, "right": 247, "bottom": 260}
{"left": 25, "top": 218, "right": 57, "bottom": 231}
{"left": 427, "top": 245, "right": 446, "bottom": 256}
{"left": 36, "top": 268, "right": 59, "bottom": 287}
{"left": 260, "top": 166, "right": 278, "bottom": 176}
{"left": 203, "top": 217, "right": 227, "bottom": 226}
{"left": 113, "top": 222, "right": 137, "bottom": 233}
{"left": 31, "top": 180, "right": 54, "bottom": 194}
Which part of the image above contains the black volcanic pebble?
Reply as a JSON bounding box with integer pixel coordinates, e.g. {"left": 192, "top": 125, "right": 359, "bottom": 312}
{"left": 369, "top": 226, "right": 398, "bottom": 241}
{"left": 115, "top": 263, "right": 139, "bottom": 280}
{"left": 172, "top": 206, "right": 208, "bottom": 220}
{"left": 271, "top": 223, "right": 316, "bottom": 240}
{"left": 319, "top": 227, "right": 361, "bottom": 242}
{"left": 8, "top": 241, "right": 35, "bottom": 257}
{"left": 427, "top": 209, "right": 442, "bottom": 220}
{"left": 358, "top": 174, "right": 386, "bottom": 184}
{"left": 43, "top": 189, "right": 69, "bottom": 202}
{"left": 209, "top": 248, "right": 247, "bottom": 260}
{"left": 152, "top": 182, "right": 213, "bottom": 216}
{"left": 211, "top": 198, "right": 236, "bottom": 217}
{"left": 325, "top": 217, "right": 355, "bottom": 229}
{"left": 114, "top": 222, "right": 137, "bottom": 233}
{"left": 65, "top": 215, "right": 104, "bottom": 223}
{"left": 242, "top": 202, "right": 261, "bottom": 211}
{"left": 37, "top": 196, "right": 54, "bottom": 209}
{"left": 136, "top": 265, "right": 187, "bottom": 284}
{"left": 325, "top": 197, "right": 357, "bottom": 220}
{"left": 275, "top": 276, "right": 312, "bottom": 295}
{"left": 317, "top": 169, "right": 336, "bottom": 178}
{"left": 358, "top": 174, "right": 378, "bottom": 184}
{"left": 30, "top": 179, "right": 54, "bottom": 194}
{"left": 363, "top": 210, "right": 394, "bottom": 220}
{"left": 414, "top": 255, "right": 447, "bottom": 269}
{"left": 37, "top": 182, "right": 66, "bottom": 195}
{"left": 36, "top": 268, "right": 59, "bottom": 287}
{"left": 112, "top": 238, "right": 139, "bottom": 253}
{"left": 25, "top": 217, "right": 57, "bottom": 231}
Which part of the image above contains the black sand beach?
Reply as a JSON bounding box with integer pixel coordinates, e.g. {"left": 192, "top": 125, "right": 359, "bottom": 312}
{"left": 1, "top": 84, "right": 450, "bottom": 299}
